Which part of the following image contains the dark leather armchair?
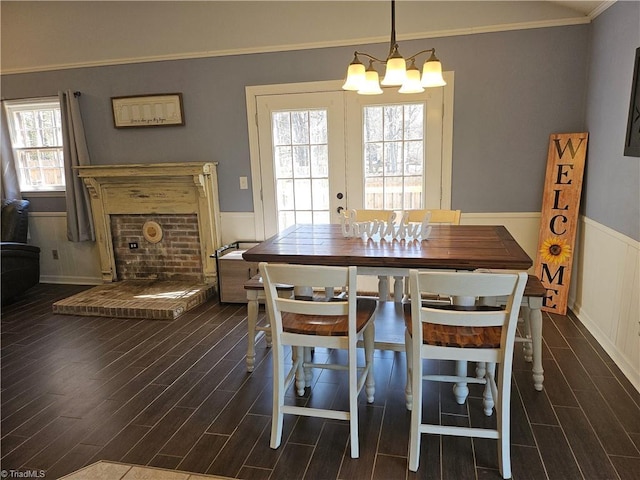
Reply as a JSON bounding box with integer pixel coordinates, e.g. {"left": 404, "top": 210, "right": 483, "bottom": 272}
{"left": 1, "top": 199, "right": 40, "bottom": 304}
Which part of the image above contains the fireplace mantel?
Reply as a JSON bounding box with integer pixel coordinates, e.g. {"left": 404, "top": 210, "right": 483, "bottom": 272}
{"left": 76, "top": 162, "right": 221, "bottom": 284}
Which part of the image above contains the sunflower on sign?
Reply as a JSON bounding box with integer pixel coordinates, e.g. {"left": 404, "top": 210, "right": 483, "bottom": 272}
{"left": 539, "top": 236, "right": 572, "bottom": 264}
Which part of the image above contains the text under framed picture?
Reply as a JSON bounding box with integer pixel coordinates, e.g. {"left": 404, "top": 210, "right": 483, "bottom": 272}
{"left": 111, "top": 93, "right": 184, "bottom": 128}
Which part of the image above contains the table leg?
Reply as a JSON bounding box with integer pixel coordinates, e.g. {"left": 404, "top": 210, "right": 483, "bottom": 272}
{"left": 378, "top": 276, "right": 389, "bottom": 301}
{"left": 246, "top": 290, "right": 259, "bottom": 372}
{"left": 521, "top": 304, "right": 533, "bottom": 362}
{"left": 393, "top": 276, "right": 404, "bottom": 303}
{"left": 528, "top": 297, "right": 545, "bottom": 391}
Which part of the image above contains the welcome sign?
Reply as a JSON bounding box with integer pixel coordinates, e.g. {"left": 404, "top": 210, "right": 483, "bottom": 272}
{"left": 535, "top": 132, "right": 588, "bottom": 315}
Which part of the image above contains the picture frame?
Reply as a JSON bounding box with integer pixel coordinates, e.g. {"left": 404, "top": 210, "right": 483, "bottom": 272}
{"left": 111, "top": 93, "right": 184, "bottom": 128}
{"left": 624, "top": 47, "right": 640, "bottom": 157}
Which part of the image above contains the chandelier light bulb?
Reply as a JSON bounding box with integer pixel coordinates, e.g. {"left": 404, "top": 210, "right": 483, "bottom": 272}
{"left": 342, "top": 55, "right": 366, "bottom": 91}
{"left": 421, "top": 52, "right": 447, "bottom": 88}
{"left": 358, "top": 62, "right": 383, "bottom": 95}
{"left": 399, "top": 60, "right": 424, "bottom": 94}
{"left": 381, "top": 45, "right": 407, "bottom": 86}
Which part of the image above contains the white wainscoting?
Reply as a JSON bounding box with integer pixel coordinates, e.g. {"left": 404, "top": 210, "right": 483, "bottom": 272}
{"left": 29, "top": 212, "right": 102, "bottom": 285}
{"left": 219, "top": 212, "right": 258, "bottom": 245}
{"left": 29, "top": 211, "right": 638, "bottom": 390}
{"left": 570, "top": 216, "right": 639, "bottom": 391}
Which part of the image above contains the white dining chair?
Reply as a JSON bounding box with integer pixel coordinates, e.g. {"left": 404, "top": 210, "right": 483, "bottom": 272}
{"left": 404, "top": 269, "right": 527, "bottom": 478}
{"left": 346, "top": 209, "right": 396, "bottom": 299}
{"left": 260, "top": 262, "right": 376, "bottom": 459}
{"left": 400, "top": 209, "right": 462, "bottom": 303}
{"left": 403, "top": 208, "right": 462, "bottom": 225}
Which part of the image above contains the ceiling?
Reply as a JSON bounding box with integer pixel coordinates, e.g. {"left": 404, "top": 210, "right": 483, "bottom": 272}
{"left": 0, "top": 1, "right": 615, "bottom": 74}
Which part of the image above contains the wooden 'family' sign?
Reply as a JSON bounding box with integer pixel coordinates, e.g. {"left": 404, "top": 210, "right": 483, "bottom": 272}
{"left": 535, "top": 132, "right": 588, "bottom": 315}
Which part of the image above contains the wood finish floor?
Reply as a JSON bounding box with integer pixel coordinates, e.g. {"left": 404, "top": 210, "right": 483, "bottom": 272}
{"left": 1, "top": 283, "right": 639, "bottom": 480}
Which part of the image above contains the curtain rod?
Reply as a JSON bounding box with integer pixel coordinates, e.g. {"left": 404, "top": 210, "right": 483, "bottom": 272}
{"left": 1, "top": 91, "right": 81, "bottom": 102}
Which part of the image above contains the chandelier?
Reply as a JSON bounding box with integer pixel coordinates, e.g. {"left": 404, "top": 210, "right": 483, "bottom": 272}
{"left": 342, "top": 0, "right": 446, "bottom": 95}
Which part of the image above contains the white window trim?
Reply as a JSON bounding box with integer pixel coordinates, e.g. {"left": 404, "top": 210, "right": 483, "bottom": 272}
{"left": 245, "top": 74, "right": 454, "bottom": 240}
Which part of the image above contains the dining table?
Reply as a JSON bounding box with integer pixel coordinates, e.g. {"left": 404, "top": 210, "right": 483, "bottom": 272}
{"left": 242, "top": 223, "right": 543, "bottom": 397}
{"left": 242, "top": 223, "right": 532, "bottom": 271}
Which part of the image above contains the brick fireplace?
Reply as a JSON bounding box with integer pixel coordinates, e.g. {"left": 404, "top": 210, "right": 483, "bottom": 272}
{"left": 111, "top": 213, "right": 202, "bottom": 281}
{"left": 76, "top": 163, "right": 222, "bottom": 284}
{"left": 53, "top": 163, "right": 222, "bottom": 319}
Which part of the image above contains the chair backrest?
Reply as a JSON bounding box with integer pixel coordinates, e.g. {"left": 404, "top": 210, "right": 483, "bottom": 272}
{"left": 404, "top": 209, "right": 461, "bottom": 225}
{"left": 409, "top": 270, "right": 527, "bottom": 355}
{"left": 260, "top": 262, "right": 359, "bottom": 337}
{"left": 351, "top": 209, "right": 395, "bottom": 223}
{"left": 1, "top": 199, "right": 30, "bottom": 243}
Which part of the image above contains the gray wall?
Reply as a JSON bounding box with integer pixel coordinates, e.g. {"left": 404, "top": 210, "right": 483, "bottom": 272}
{"left": 2, "top": 24, "right": 589, "bottom": 216}
{"left": 583, "top": 1, "right": 640, "bottom": 241}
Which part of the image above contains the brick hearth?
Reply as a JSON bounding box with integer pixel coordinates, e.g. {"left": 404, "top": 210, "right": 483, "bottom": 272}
{"left": 52, "top": 280, "right": 215, "bottom": 320}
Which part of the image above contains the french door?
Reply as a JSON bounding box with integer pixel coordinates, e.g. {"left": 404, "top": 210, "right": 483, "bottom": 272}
{"left": 256, "top": 91, "right": 346, "bottom": 238}
{"left": 248, "top": 79, "right": 451, "bottom": 240}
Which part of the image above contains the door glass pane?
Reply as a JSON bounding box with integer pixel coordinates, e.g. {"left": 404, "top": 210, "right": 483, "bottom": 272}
{"left": 312, "top": 178, "right": 329, "bottom": 209}
{"left": 363, "top": 103, "right": 424, "bottom": 210}
{"left": 294, "top": 179, "right": 312, "bottom": 210}
{"left": 272, "top": 108, "right": 330, "bottom": 226}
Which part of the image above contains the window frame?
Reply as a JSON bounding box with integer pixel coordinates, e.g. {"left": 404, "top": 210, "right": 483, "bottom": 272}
{"left": 4, "top": 96, "right": 66, "bottom": 193}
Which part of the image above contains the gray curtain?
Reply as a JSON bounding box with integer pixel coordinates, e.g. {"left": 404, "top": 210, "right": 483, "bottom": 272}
{"left": 59, "top": 90, "right": 95, "bottom": 242}
{"left": 1, "top": 103, "right": 21, "bottom": 200}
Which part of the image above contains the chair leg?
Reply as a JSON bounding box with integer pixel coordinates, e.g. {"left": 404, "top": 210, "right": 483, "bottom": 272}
{"left": 404, "top": 329, "right": 413, "bottom": 411}
{"left": 349, "top": 340, "right": 360, "bottom": 458}
{"left": 494, "top": 365, "right": 512, "bottom": 479}
{"left": 264, "top": 306, "right": 273, "bottom": 347}
{"left": 364, "top": 322, "right": 375, "bottom": 403}
{"left": 453, "top": 360, "right": 469, "bottom": 405}
{"left": 303, "top": 347, "right": 313, "bottom": 387}
{"left": 408, "top": 339, "right": 422, "bottom": 472}
{"left": 476, "top": 361, "right": 486, "bottom": 378}
{"left": 483, "top": 362, "right": 496, "bottom": 416}
{"left": 295, "top": 346, "right": 306, "bottom": 396}
{"left": 270, "top": 344, "right": 285, "bottom": 449}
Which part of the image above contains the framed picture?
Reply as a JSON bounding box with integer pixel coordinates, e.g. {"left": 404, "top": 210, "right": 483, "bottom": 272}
{"left": 111, "top": 93, "right": 184, "bottom": 128}
{"left": 624, "top": 47, "right": 640, "bottom": 157}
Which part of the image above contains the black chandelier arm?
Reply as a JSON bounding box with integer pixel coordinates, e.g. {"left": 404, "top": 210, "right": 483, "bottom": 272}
{"left": 354, "top": 51, "right": 388, "bottom": 64}
{"left": 405, "top": 48, "right": 437, "bottom": 62}
{"left": 353, "top": 47, "right": 438, "bottom": 66}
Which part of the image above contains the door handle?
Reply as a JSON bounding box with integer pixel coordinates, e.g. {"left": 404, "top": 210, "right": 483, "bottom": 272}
{"left": 337, "top": 206, "right": 344, "bottom": 214}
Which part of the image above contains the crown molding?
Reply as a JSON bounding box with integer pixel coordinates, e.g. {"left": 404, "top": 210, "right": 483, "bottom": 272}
{"left": 1, "top": 16, "right": 591, "bottom": 76}
{"left": 588, "top": 1, "right": 617, "bottom": 19}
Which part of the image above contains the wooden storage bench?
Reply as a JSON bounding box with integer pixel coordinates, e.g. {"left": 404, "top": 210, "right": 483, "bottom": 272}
{"left": 214, "top": 243, "right": 259, "bottom": 303}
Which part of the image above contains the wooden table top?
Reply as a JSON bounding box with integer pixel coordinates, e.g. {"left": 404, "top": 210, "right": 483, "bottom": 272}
{"left": 243, "top": 224, "right": 532, "bottom": 271}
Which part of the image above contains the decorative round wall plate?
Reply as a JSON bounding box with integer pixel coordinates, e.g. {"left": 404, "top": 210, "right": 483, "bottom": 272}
{"left": 142, "top": 221, "right": 163, "bottom": 243}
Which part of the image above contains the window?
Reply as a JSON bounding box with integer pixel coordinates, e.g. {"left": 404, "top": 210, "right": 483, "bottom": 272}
{"left": 4, "top": 97, "right": 65, "bottom": 192}
{"left": 363, "top": 103, "right": 424, "bottom": 210}
{"left": 271, "top": 108, "right": 331, "bottom": 231}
